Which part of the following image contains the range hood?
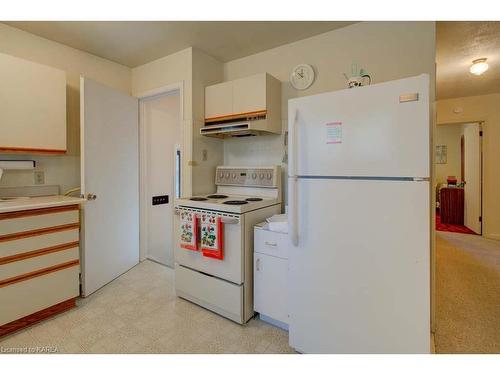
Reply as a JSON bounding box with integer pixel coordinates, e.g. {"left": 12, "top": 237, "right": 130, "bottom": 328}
{"left": 201, "top": 72, "right": 282, "bottom": 138}
{"left": 200, "top": 112, "right": 275, "bottom": 138}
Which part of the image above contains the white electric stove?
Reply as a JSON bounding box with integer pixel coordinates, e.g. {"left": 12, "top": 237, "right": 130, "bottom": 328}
{"left": 174, "top": 166, "right": 282, "bottom": 324}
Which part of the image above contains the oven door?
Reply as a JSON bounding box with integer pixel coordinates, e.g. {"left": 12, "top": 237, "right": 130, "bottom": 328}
{"left": 174, "top": 207, "right": 244, "bottom": 284}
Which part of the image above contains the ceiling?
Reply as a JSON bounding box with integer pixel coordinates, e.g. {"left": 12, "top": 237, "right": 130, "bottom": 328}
{"left": 437, "top": 21, "right": 500, "bottom": 100}
{"left": 4, "top": 21, "right": 354, "bottom": 68}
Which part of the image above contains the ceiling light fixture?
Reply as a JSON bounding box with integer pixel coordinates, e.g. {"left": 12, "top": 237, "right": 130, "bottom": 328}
{"left": 470, "top": 58, "right": 489, "bottom": 75}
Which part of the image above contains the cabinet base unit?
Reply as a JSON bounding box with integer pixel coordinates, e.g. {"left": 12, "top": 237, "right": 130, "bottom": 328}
{"left": 253, "top": 223, "right": 289, "bottom": 328}
{"left": 0, "top": 203, "right": 82, "bottom": 337}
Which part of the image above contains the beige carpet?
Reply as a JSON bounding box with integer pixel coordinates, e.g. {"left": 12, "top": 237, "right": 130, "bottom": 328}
{"left": 435, "top": 231, "right": 500, "bottom": 353}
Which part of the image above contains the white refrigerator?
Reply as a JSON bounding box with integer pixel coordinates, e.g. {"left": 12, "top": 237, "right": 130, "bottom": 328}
{"left": 287, "top": 74, "right": 430, "bottom": 353}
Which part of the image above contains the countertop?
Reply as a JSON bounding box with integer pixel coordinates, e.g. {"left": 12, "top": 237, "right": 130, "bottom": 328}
{"left": 0, "top": 195, "right": 86, "bottom": 214}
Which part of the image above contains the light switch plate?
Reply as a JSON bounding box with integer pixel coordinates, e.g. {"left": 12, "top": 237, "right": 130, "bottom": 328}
{"left": 34, "top": 171, "right": 45, "bottom": 185}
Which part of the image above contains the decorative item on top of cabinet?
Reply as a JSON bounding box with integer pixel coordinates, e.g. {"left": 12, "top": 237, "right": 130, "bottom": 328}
{"left": 343, "top": 62, "right": 371, "bottom": 89}
{"left": 0, "top": 53, "right": 67, "bottom": 154}
{"left": 201, "top": 73, "right": 281, "bottom": 138}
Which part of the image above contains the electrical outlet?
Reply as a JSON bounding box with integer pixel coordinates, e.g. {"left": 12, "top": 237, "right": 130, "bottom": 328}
{"left": 202, "top": 149, "right": 208, "bottom": 161}
{"left": 34, "top": 171, "right": 45, "bottom": 185}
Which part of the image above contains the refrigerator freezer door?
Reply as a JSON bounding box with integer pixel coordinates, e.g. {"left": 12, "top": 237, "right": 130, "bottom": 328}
{"left": 288, "top": 74, "right": 429, "bottom": 178}
{"left": 288, "top": 178, "right": 430, "bottom": 353}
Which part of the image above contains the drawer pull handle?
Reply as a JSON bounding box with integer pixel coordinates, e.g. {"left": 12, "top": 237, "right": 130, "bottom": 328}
{"left": 221, "top": 217, "right": 239, "bottom": 224}
{"left": 265, "top": 241, "right": 278, "bottom": 247}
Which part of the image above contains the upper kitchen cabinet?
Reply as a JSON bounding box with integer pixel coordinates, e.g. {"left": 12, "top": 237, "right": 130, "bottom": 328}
{"left": 202, "top": 73, "right": 281, "bottom": 138}
{"left": 232, "top": 73, "right": 267, "bottom": 115}
{"left": 0, "top": 53, "right": 67, "bottom": 154}
{"left": 205, "top": 80, "right": 233, "bottom": 120}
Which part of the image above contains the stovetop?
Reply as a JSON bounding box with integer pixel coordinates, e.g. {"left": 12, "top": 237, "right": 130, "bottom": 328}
{"left": 176, "top": 194, "right": 280, "bottom": 214}
{"left": 175, "top": 166, "right": 281, "bottom": 214}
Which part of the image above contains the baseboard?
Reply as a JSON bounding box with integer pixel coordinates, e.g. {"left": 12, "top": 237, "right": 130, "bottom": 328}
{"left": 0, "top": 298, "right": 76, "bottom": 338}
{"left": 484, "top": 233, "right": 500, "bottom": 241}
{"left": 258, "top": 313, "right": 289, "bottom": 331}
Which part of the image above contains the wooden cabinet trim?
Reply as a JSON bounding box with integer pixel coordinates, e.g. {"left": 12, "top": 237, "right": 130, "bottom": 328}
{"left": 0, "top": 204, "right": 79, "bottom": 221}
{"left": 0, "top": 259, "right": 79, "bottom": 288}
{"left": 205, "top": 109, "right": 267, "bottom": 123}
{"left": 0, "top": 241, "right": 79, "bottom": 265}
{"left": 0, "top": 298, "right": 76, "bottom": 338}
{"left": 0, "top": 147, "right": 66, "bottom": 155}
{"left": 0, "top": 223, "right": 79, "bottom": 243}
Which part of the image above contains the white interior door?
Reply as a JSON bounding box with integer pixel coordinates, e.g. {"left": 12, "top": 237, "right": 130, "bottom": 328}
{"left": 80, "top": 77, "right": 139, "bottom": 296}
{"left": 463, "top": 123, "right": 481, "bottom": 234}
{"left": 141, "top": 91, "right": 181, "bottom": 266}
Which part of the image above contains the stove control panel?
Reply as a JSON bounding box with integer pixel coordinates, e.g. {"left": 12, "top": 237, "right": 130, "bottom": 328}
{"left": 215, "top": 167, "right": 279, "bottom": 187}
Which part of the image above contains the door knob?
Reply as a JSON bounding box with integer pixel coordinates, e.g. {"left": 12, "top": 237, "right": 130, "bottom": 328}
{"left": 86, "top": 193, "right": 97, "bottom": 201}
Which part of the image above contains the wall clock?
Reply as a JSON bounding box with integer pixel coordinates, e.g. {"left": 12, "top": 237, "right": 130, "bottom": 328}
{"left": 290, "top": 64, "right": 315, "bottom": 90}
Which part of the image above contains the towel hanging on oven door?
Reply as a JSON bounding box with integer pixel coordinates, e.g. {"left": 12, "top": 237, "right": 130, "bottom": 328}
{"left": 180, "top": 210, "right": 199, "bottom": 251}
{"left": 200, "top": 213, "right": 224, "bottom": 260}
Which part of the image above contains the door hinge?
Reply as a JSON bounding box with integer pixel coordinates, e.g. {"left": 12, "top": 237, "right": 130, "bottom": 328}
{"left": 479, "top": 216, "right": 482, "bottom": 222}
{"left": 480, "top": 130, "right": 483, "bottom": 136}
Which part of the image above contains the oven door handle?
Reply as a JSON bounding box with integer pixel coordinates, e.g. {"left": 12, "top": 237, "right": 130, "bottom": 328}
{"left": 220, "top": 217, "right": 239, "bottom": 225}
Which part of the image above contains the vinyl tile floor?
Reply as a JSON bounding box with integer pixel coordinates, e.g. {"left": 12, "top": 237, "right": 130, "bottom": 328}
{"left": 0, "top": 260, "right": 295, "bottom": 354}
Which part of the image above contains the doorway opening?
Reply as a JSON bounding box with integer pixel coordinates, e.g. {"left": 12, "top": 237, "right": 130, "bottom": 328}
{"left": 435, "top": 122, "right": 483, "bottom": 235}
{"left": 139, "top": 86, "right": 183, "bottom": 267}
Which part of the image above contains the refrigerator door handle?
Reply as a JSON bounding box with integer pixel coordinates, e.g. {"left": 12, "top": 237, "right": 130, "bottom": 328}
{"left": 288, "top": 108, "right": 299, "bottom": 246}
{"left": 289, "top": 175, "right": 299, "bottom": 246}
{"left": 289, "top": 109, "right": 298, "bottom": 178}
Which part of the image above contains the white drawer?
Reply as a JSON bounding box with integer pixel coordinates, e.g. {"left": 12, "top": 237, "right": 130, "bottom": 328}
{"left": 175, "top": 264, "right": 243, "bottom": 323}
{"left": 0, "top": 206, "right": 79, "bottom": 236}
{"left": 0, "top": 265, "right": 80, "bottom": 326}
{"left": 254, "top": 226, "right": 289, "bottom": 259}
{"left": 0, "top": 229, "right": 79, "bottom": 259}
{"left": 0, "top": 247, "right": 79, "bottom": 280}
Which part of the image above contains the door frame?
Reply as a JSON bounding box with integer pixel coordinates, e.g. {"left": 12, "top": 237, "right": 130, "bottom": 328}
{"left": 137, "top": 82, "right": 186, "bottom": 262}
{"left": 435, "top": 120, "right": 484, "bottom": 234}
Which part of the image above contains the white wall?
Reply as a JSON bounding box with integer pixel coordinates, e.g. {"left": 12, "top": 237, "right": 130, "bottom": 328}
{"left": 434, "top": 124, "right": 464, "bottom": 185}
{"left": 191, "top": 48, "right": 224, "bottom": 195}
{"left": 222, "top": 21, "right": 436, "bottom": 200}
{"left": 0, "top": 23, "right": 131, "bottom": 193}
{"left": 132, "top": 48, "right": 193, "bottom": 196}
{"left": 132, "top": 47, "right": 224, "bottom": 196}
{"left": 437, "top": 93, "right": 500, "bottom": 240}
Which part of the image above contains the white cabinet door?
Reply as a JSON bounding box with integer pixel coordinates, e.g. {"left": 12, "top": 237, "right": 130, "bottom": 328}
{"left": 80, "top": 77, "right": 139, "bottom": 296}
{"left": 233, "top": 73, "right": 266, "bottom": 115}
{"left": 254, "top": 253, "right": 289, "bottom": 324}
{"left": 205, "top": 81, "right": 233, "bottom": 120}
{"left": 0, "top": 53, "right": 66, "bottom": 153}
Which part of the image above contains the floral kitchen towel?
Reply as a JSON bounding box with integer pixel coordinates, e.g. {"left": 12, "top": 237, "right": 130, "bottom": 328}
{"left": 180, "top": 210, "right": 198, "bottom": 251}
{"left": 200, "top": 213, "right": 224, "bottom": 260}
